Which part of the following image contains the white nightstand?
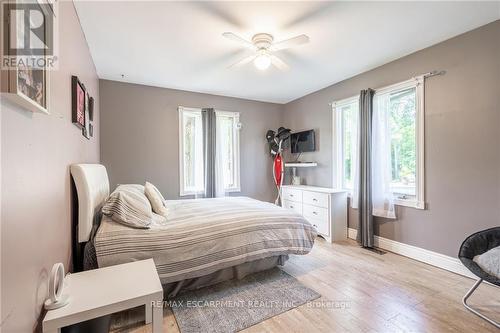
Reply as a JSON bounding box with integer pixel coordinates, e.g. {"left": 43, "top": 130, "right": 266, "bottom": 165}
{"left": 43, "top": 259, "right": 163, "bottom": 333}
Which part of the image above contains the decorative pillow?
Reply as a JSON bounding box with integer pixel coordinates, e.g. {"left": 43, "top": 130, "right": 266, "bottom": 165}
{"left": 152, "top": 212, "right": 167, "bottom": 225}
{"left": 473, "top": 245, "right": 500, "bottom": 278}
{"left": 144, "top": 182, "right": 169, "bottom": 217}
{"left": 102, "top": 184, "right": 152, "bottom": 229}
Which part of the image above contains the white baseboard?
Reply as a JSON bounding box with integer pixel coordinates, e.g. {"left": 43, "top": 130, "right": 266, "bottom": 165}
{"left": 347, "top": 228, "right": 475, "bottom": 279}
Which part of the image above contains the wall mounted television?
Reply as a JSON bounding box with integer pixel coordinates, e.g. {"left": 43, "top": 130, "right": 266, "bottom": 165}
{"left": 290, "top": 129, "right": 315, "bottom": 154}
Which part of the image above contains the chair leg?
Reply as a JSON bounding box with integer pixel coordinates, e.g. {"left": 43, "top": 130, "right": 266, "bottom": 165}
{"left": 462, "top": 278, "right": 500, "bottom": 329}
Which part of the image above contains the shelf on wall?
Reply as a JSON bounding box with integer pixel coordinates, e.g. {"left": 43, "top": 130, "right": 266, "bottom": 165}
{"left": 284, "top": 162, "right": 317, "bottom": 168}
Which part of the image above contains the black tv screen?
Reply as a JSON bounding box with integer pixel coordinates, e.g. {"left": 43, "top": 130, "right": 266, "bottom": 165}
{"left": 290, "top": 130, "right": 315, "bottom": 154}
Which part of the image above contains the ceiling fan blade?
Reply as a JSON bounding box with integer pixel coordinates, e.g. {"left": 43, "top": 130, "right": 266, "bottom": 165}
{"left": 222, "top": 32, "right": 255, "bottom": 49}
{"left": 228, "top": 54, "right": 256, "bottom": 69}
{"left": 270, "top": 55, "right": 290, "bottom": 71}
{"left": 271, "top": 34, "right": 309, "bottom": 51}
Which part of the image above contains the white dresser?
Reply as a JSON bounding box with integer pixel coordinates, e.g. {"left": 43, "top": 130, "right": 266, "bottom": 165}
{"left": 281, "top": 185, "right": 347, "bottom": 243}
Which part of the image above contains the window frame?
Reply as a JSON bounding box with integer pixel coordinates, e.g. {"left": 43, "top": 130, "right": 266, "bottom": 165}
{"left": 332, "top": 95, "right": 359, "bottom": 194}
{"left": 373, "top": 77, "right": 425, "bottom": 209}
{"left": 331, "top": 76, "right": 425, "bottom": 210}
{"left": 215, "top": 110, "right": 241, "bottom": 193}
{"left": 178, "top": 106, "right": 205, "bottom": 197}
{"left": 178, "top": 107, "right": 241, "bottom": 197}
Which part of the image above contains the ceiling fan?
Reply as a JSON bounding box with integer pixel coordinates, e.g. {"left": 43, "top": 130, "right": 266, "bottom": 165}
{"left": 222, "top": 32, "right": 309, "bottom": 71}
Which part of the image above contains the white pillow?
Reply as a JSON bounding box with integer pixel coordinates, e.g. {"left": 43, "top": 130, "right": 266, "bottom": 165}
{"left": 144, "top": 182, "right": 169, "bottom": 217}
{"left": 102, "top": 184, "right": 152, "bottom": 229}
{"left": 473, "top": 245, "right": 500, "bottom": 278}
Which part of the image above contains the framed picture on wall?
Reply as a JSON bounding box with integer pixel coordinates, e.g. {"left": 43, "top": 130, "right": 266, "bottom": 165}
{"left": 85, "top": 91, "right": 89, "bottom": 116}
{"left": 82, "top": 106, "right": 90, "bottom": 139}
{"left": 71, "top": 76, "right": 86, "bottom": 128}
{"left": 0, "top": 1, "right": 52, "bottom": 114}
{"left": 89, "top": 96, "right": 94, "bottom": 121}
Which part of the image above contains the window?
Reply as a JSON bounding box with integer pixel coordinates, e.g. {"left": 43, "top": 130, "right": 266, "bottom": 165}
{"left": 179, "top": 107, "right": 205, "bottom": 196}
{"left": 373, "top": 78, "right": 424, "bottom": 208}
{"left": 333, "top": 97, "right": 359, "bottom": 192}
{"left": 332, "top": 77, "right": 424, "bottom": 209}
{"left": 216, "top": 111, "right": 241, "bottom": 192}
{"left": 179, "top": 107, "right": 240, "bottom": 196}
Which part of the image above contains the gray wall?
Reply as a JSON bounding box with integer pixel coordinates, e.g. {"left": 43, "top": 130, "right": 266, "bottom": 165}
{"left": 283, "top": 20, "right": 500, "bottom": 257}
{"left": 0, "top": 2, "right": 100, "bottom": 332}
{"left": 100, "top": 80, "right": 283, "bottom": 202}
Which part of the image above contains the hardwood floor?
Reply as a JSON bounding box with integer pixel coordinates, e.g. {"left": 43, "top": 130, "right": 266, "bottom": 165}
{"left": 110, "top": 238, "right": 499, "bottom": 332}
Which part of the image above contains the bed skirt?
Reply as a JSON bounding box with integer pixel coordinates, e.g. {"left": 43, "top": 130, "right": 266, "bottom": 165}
{"left": 163, "top": 254, "right": 289, "bottom": 298}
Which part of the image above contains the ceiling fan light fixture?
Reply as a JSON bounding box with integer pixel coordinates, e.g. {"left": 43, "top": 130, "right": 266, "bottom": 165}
{"left": 254, "top": 52, "right": 271, "bottom": 70}
{"left": 223, "top": 31, "right": 308, "bottom": 71}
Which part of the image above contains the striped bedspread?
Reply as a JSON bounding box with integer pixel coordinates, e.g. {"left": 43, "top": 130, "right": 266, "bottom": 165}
{"left": 94, "top": 197, "right": 316, "bottom": 284}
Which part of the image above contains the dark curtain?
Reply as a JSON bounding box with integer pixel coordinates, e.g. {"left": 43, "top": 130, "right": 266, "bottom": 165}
{"left": 202, "top": 108, "right": 216, "bottom": 198}
{"left": 357, "top": 89, "right": 375, "bottom": 248}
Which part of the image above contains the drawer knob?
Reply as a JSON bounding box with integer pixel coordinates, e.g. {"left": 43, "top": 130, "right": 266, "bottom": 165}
{"left": 313, "top": 211, "right": 318, "bottom": 215}
{"left": 290, "top": 205, "right": 294, "bottom": 208}
{"left": 313, "top": 224, "right": 317, "bottom": 228}
{"left": 290, "top": 194, "right": 294, "bottom": 197}
{"left": 313, "top": 198, "right": 318, "bottom": 201}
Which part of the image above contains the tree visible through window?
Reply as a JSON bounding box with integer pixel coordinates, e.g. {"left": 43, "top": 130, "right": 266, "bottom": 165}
{"left": 216, "top": 112, "right": 240, "bottom": 191}
{"left": 179, "top": 107, "right": 240, "bottom": 196}
{"left": 334, "top": 98, "right": 359, "bottom": 191}
{"left": 333, "top": 77, "right": 424, "bottom": 209}
{"left": 342, "top": 102, "right": 357, "bottom": 189}
{"left": 181, "top": 109, "right": 204, "bottom": 194}
{"left": 389, "top": 87, "right": 417, "bottom": 197}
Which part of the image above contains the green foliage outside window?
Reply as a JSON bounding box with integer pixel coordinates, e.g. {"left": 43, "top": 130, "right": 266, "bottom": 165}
{"left": 389, "top": 88, "right": 416, "bottom": 195}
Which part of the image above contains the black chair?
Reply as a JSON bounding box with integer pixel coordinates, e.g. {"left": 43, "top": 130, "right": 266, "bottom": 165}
{"left": 458, "top": 227, "right": 500, "bottom": 328}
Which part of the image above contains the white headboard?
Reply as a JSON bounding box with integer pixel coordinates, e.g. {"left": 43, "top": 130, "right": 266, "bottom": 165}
{"left": 70, "top": 164, "right": 110, "bottom": 243}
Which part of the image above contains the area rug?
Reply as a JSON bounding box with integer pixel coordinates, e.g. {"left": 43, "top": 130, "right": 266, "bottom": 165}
{"left": 170, "top": 268, "right": 320, "bottom": 333}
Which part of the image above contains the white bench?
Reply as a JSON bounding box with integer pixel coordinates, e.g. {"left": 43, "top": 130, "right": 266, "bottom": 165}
{"left": 43, "top": 259, "right": 163, "bottom": 333}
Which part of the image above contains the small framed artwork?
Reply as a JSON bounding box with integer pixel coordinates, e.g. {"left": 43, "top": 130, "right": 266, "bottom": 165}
{"left": 89, "top": 97, "right": 94, "bottom": 121}
{"left": 82, "top": 106, "right": 90, "bottom": 139}
{"left": 71, "top": 76, "right": 86, "bottom": 128}
{"left": 85, "top": 91, "right": 89, "bottom": 117}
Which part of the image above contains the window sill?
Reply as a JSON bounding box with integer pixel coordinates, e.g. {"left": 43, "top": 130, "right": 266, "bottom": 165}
{"left": 394, "top": 199, "right": 425, "bottom": 209}
{"left": 345, "top": 194, "right": 425, "bottom": 210}
{"left": 179, "top": 191, "right": 204, "bottom": 197}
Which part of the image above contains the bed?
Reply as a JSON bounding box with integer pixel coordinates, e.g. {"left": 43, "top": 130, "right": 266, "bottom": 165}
{"left": 71, "top": 164, "right": 316, "bottom": 297}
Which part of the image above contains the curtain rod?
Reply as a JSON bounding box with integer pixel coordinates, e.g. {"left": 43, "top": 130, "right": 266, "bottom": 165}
{"left": 328, "top": 70, "right": 446, "bottom": 106}
{"left": 421, "top": 70, "right": 446, "bottom": 79}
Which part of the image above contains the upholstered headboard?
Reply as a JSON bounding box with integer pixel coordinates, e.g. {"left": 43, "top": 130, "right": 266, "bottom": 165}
{"left": 70, "top": 164, "right": 110, "bottom": 243}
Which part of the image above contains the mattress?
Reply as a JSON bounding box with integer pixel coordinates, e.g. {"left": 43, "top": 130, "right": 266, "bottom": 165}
{"left": 94, "top": 197, "right": 316, "bottom": 284}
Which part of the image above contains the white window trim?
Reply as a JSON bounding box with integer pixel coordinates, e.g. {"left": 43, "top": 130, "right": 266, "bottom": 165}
{"left": 215, "top": 110, "right": 241, "bottom": 193}
{"left": 374, "top": 77, "right": 425, "bottom": 209}
{"left": 331, "top": 75, "right": 425, "bottom": 210}
{"left": 178, "top": 106, "right": 204, "bottom": 197}
{"left": 332, "top": 95, "right": 359, "bottom": 194}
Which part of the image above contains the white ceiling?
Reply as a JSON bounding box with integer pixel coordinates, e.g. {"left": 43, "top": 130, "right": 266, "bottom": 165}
{"left": 74, "top": 1, "right": 500, "bottom": 104}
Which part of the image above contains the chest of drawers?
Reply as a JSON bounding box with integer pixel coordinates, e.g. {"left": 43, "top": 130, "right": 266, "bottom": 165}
{"left": 281, "top": 185, "right": 347, "bottom": 242}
